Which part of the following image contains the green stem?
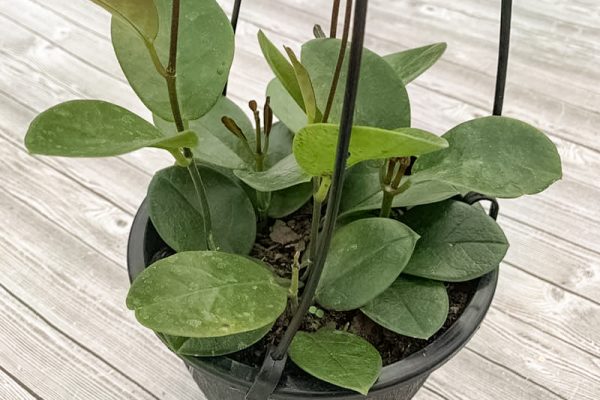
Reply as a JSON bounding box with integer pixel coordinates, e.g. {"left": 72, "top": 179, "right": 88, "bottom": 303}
{"left": 302, "top": 179, "right": 323, "bottom": 281}
{"left": 380, "top": 190, "right": 395, "bottom": 218}
{"left": 308, "top": 199, "right": 322, "bottom": 261}
{"left": 322, "top": 0, "right": 353, "bottom": 123}
{"left": 379, "top": 157, "right": 411, "bottom": 219}
{"left": 289, "top": 252, "right": 301, "bottom": 313}
{"left": 168, "top": 149, "right": 190, "bottom": 167}
{"left": 145, "top": 41, "right": 167, "bottom": 77}
{"left": 165, "top": 0, "right": 215, "bottom": 250}
{"left": 255, "top": 155, "right": 270, "bottom": 225}
{"left": 166, "top": 76, "right": 185, "bottom": 132}
{"left": 187, "top": 159, "right": 217, "bottom": 250}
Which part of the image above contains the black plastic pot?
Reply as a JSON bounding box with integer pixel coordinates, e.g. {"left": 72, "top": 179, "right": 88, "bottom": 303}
{"left": 127, "top": 199, "right": 499, "bottom": 399}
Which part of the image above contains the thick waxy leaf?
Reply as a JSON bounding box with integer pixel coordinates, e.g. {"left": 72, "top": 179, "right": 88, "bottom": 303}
{"left": 154, "top": 97, "right": 255, "bottom": 170}
{"left": 127, "top": 251, "right": 287, "bottom": 337}
{"left": 91, "top": 0, "right": 158, "bottom": 42}
{"left": 285, "top": 47, "right": 320, "bottom": 123}
{"left": 361, "top": 276, "right": 449, "bottom": 339}
{"left": 267, "top": 183, "right": 313, "bottom": 218}
{"left": 258, "top": 31, "right": 304, "bottom": 110}
{"left": 339, "top": 163, "right": 461, "bottom": 217}
{"left": 266, "top": 79, "right": 307, "bottom": 133}
{"left": 112, "top": 0, "right": 234, "bottom": 121}
{"left": 148, "top": 165, "right": 256, "bottom": 254}
{"left": 25, "top": 100, "right": 195, "bottom": 157}
{"left": 294, "top": 123, "right": 448, "bottom": 177}
{"left": 384, "top": 43, "right": 447, "bottom": 84}
{"left": 402, "top": 200, "right": 509, "bottom": 281}
{"left": 244, "top": 179, "right": 313, "bottom": 219}
{"left": 412, "top": 116, "right": 562, "bottom": 198}
{"left": 302, "top": 39, "right": 411, "bottom": 129}
{"left": 289, "top": 330, "right": 382, "bottom": 395}
{"left": 235, "top": 154, "right": 311, "bottom": 192}
{"left": 316, "top": 218, "right": 420, "bottom": 311}
{"left": 161, "top": 323, "right": 271, "bottom": 356}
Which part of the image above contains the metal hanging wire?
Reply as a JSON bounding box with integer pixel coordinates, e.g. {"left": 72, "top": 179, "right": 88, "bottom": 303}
{"left": 218, "top": 0, "right": 514, "bottom": 397}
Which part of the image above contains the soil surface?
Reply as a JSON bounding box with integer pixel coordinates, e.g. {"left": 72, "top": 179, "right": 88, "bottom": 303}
{"left": 232, "top": 204, "right": 478, "bottom": 367}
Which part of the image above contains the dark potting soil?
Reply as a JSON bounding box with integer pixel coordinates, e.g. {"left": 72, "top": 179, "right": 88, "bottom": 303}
{"left": 233, "top": 203, "right": 478, "bottom": 367}
{"left": 150, "top": 203, "right": 478, "bottom": 367}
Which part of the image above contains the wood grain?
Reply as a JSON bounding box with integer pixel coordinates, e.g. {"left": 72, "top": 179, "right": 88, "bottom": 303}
{"left": 0, "top": 369, "right": 39, "bottom": 400}
{"left": 0, "top": 170, "right": 202, "bottom": 399}
{"left": 0, "top": 285, "right": 162, "bottom": 400}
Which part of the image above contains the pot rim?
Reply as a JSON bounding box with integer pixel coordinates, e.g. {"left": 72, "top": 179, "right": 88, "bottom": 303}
{"left": 127, "top": 198, "right": 498, "bottom": 398}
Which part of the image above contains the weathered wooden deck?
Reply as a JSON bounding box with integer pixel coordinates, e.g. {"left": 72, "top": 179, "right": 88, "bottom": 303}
{"left": 1, "top": 0, "right": 599, "bottom": 399}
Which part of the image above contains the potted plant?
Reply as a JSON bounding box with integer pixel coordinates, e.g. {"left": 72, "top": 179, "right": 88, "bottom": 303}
{"left": 24, "top": 0, "right": 562, "bottom": 398}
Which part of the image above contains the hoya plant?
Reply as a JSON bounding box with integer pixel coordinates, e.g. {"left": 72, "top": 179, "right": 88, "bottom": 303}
{"left": 24, "top": 0, "right": 561, "bottom": 396}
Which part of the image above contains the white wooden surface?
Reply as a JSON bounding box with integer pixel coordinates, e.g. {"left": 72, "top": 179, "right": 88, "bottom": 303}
{"left": 0, "top": 0, "right": 599, "bottom": 399}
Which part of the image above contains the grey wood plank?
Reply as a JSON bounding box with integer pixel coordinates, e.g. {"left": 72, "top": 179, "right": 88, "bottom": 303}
{"left": 0, "top": 285, "right": 161, "bottom": 400}
{"left": 426, "top": 349, "right": 564, "bottom": 400}
{"left": 0, "top": 368, "right": 39, "bottom": 400}
{"left": 0, "top": 137, "right": 132, "bottom": 267}
{"left": 501, "top": 218, "right": 600, "bottom": 305}
{"left": 0, "top": 169, "right": 203, "bottom": 399}
{"left": 470, "top": 306, "right": 600, "bottom": 400}
{"left": 412, "top": 387, "right": 447, "bottom": 400}
{"left": 494, "top": 265, "right": 600, "bottom": 358}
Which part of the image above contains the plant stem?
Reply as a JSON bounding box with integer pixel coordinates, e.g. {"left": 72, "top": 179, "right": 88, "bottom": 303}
{"left": 187, "top": 159, "right": 217, "bottom": 249}
{"left": 289, "top": 252, "right": 301, "bottom": 313}
{"left": 145, "top": 41, "right": 167, "bottom": 77}
{"left": 249, "top": 100, "right": 270, "bottom": 224}
{"left": 322, "top": 0, "right": 354, "bottom": 123}
{"left": 166, "top": 0, "right": 215, "bottom": 249}
{"left": 303, "top": 179, "right": 323, "bottom": 281}
{"left": 330, "top": 0, "right": 341, "bottom": 38}
{"left": 379, "top": 157, "right": 411, "bottom": 218}
{"left": 379, "top": 190, "right": 395, "bottom": 218}
{"left": 166, "top": 0, "right": 185, "bottom": 132}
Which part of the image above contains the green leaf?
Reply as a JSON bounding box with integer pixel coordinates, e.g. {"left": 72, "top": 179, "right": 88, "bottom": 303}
{"left": 127, "top": 251, "right": 287, "bottom": 337}
{"left": 90, "top": 0, "right": 158, "bottom": 42}
{"left": 361, "top": 276, "right": 449, "bottom": 339}
{"left": 289, "top": 329, "right": 382, "bottom": 395}
{"left": 302, "top": 38, "right": 410, "bottom": 129}
{"left": 267, "top": 182, "right": 313, "bottom": 218}
{"left": 294, "top": 123, "right": 448, "bottom": 177}
{"left": 235, "top": 154, "right": 311, "bottom": 192}
{"left": 112, "top": 0, "right": 234, "bottom": 121}
{"left": 383, "top": 43, "right": 447, "bottom": 84}
{"left": 412, "top": 116, "right": 563, "bottom": 198}
{"left": 339, "top": 163, "right": 462, "bottom": 217}
{"left": 160, "top": 323, "right": 271, "bottom": 356}
{"left": 316, "top": 218, "right": 420, "bottom": 311}
{"left": 148, "top": 164, "right": 256, "bottom": 254}
{"left": 263, "top": 122, "right": 296, "bottom": 167}
{"left": 154, "top": 97, "right": 255, "bottom": 170}
{"left": 401, "top": 200, "right": 509, "bottom": 281}
{"left": 266, "top": 79, "right": 307, "bottom": 133}
{"left": 258, "top": 31, "right": 305, "bottom": 110}
{"left": 284, "top": 47, "right": 321, "bottom": 123}
{"left": 25, "top": 100, "right": 195, "bottom": 157}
